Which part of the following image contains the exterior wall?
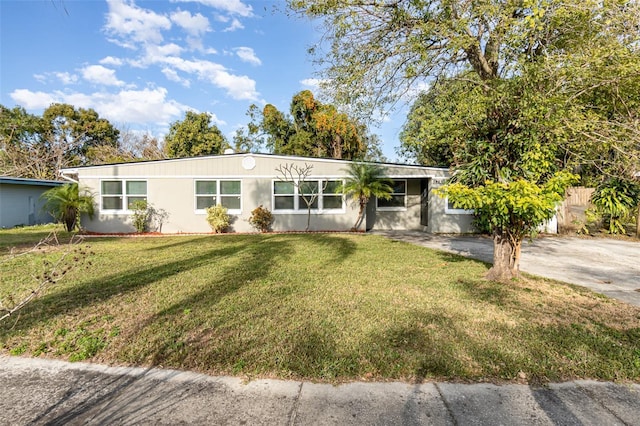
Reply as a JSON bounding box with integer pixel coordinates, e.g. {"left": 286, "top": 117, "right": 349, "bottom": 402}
{"left": 80, "top": 175, "right": 360, "bottom": 233}
{"left": 371, "top": 179, "right": 423, "bottom": 230}
{"left": 427, "top": 178, "right": 476, "bottom": 233}
{"left": 66, "top": 154, "right": 458, "bottom": 234}
{"left": 0, "top": 183, "right": 58, "bottom": 228}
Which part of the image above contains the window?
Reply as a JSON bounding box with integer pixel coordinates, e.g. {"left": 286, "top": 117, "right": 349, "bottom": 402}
{"left": 322, "top": 181, "right": 343, "bottom": 209}
{"left": 299, "top": 181, "right": 319, "bottom": 210}
{"left": 274, "top": 181, "right": 295, "bottom": 210}
{"left": 445, "top": 198, "right": 474, "bottom": 215}
{"left": 195, "top": 180, "right": 241, "bottom": 212}
{"left": 272, "top": 180, "right": 344, "bottom": 212}
{"left": 377, "top": 180, "right": 406, "bottom": 210}
{"left": 101, "top": 180, "right": 147, "bottom": 211}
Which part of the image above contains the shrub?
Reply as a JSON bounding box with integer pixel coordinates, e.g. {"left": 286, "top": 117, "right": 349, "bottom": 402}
{"left": 206, "top": 205, "right": 230, "bottom": 233}
{"left": 591, "top": 178, "right": 640, "bottom": 234}
{"left": 249, "top": 205, "right": 273, "bottom": 233}
{"left": 130, "top": 200, "right": 151, "bottom": 233}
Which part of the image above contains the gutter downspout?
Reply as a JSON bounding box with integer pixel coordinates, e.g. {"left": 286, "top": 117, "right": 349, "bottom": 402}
{"left": 59, "top": 169, "right": 79, "bottom": 183}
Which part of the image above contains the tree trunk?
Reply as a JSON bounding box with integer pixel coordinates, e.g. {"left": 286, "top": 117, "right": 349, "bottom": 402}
{"left": 352, "top": 201, "right": 366, "bottom": 231}
{"left": 64, "top": 207, "right": 77, "bottom": 232}
{"left": 636, "top": 203, "right": 639, "bottom": 238}
{"left": 486, "top": 231, "right": 521, "bottom": 282}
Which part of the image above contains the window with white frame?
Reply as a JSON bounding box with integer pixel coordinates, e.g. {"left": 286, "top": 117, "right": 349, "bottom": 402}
{"left": 445, "top": 198, "right": 474, "bottom": 214}
{"left": 377, "top": 180, "right": 406, "bottom": 210}
{"left": 195, "top": 180, "right": 241, "bottom": 212}
{"left": 101, "top": 180, "right": 147, "bottom": 211}
{"left": 272, "top": 179, "right": 344, "bottom": 212}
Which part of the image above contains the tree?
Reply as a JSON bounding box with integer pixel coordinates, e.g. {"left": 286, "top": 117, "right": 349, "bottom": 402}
{"left": 1, "top": 103, "right": 120, "bottom": 179}
{"left": 164, "top": 111, "right": 229, "bottom": 158}
{"left": 439, "top": 172, "right": 577, "bottom": 281}
{"left": 236, "top": 90, "right": 374, "bottom": 160}
{"left": 290, "top": 0, "right": 640, "bottom": 280}
{"left": 42, "top": 103, "right": 120, "bottom": 165}
{"left": 86, "top": 131, "right": 166, "bottom": 165}
{"left": 275, "top": 162, "right": 324, "bottom": 231}
{"left": 41, "top": 183, "right": 95, "bottom": 232}
{"left": 337, "top": 162, "right": 393, "bottom": 231}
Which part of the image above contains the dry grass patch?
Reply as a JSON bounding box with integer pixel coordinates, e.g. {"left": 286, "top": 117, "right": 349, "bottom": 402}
{"left": 1, "top": 229, "right": 639, "bottom": 384}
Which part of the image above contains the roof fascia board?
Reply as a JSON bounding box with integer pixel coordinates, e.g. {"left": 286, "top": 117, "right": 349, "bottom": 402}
{"left": 60, "top": 153, "right": 449, "bottom": 173}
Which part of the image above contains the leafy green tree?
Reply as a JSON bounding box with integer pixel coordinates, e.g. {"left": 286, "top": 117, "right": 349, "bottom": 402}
{"left": 42, "top": 103, "right": 120, "bottom": 165}
{"left": 338, "top": 163, "right": 393, "bottom": 231}
{"left": 237, "top": 91, "right": 373, "bottom": 160}
{"left": 439, "top": 172, "right": 577, "bottom": 281}
{"left": 290, "top": 0, "right": 640, "bottom": 280}
{"left": 41, "top": 183, "right": 95, "bottom": 232}
{"left": 164, "top": 111, "right": 229, "bottom": 158}
{"left": 1, "top": 104, "right": 119, "bottom": 178}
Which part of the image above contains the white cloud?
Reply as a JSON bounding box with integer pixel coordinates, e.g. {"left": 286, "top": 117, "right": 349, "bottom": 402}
{"left": 10, "top": 89, "right": 56, "bottom": 109}
{"left": 144, "top": 43, "right": 184, "bottom": 62}
{"left": 157, "top": 56, "right": 260, "bottom": 100}
{"left": 100, "top": 56, "right": 124, "bottom": 66}
{"left": 234, "top": 47, "right": 261, "bottom": 66}
{"left": 11, "top": 87, "right": 190, "bottom": 126}
{"left": 175, "top": 0, "right": 253, "bottom": 17}
{"left": 222, "top": 17, "right": 244, "bottom": 32}
{"left": 105, "top": 0, "right": 172, "bottom": 48}
{"left": 171, "top": 9, "right": 210, "bottom": 36}
{"left": 300, "top": 78, "right": 324, "bottom": 90}
{"left": 55, "top": 72, "right": 79, "bottom": 85}
{"left": 81, "top": 65, "right": 125, "bottom": 87}
{"left": 207, "top": 112, "right": 226, "bottom": 126}
{"left": 162, "top": 67, "right": 191, "bottom": 87}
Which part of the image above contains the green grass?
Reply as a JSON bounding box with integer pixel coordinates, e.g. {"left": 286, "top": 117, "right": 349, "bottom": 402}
{"left": 1, "top": 227, "right": 639, "bottom": 384}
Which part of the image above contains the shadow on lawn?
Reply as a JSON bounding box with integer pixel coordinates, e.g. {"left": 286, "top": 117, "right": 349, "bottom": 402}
{"left": 0, "top": 236, "right": 273, "bottom": 337}
{"left": 105, "top": 234, "right": 359, "bottom": 372}
{"left": 363, "top": 289, "right": 640, "bottom": 384}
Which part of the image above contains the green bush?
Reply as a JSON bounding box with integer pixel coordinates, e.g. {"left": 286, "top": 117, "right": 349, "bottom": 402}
{"left": 249, "top": 205, "right": 274, "bottom": 233}
{"left": 206, "top": 205, "right": 230, "bottom": 233}
{"left": 591, "top": 178, "right": 640, "bottom": 234}
{"left": 130, "top": 200, "right": 151, "bottom": 233}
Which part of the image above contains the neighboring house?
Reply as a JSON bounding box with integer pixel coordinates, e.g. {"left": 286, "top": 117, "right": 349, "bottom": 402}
{"left": 60, "top": 153, "right": 475, "bottom": 234}
{"left": 0, "top": 177, "right": 64, "bottom": 228}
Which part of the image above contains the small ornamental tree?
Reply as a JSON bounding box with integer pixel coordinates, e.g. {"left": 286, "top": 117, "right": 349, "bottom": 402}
{"left": 337, "top": 162, "right": 393, "bottom": 231}
{"left": 206, "top": 204, "right": 230, "bottom": 233}
{"left": 40, "top": 183, "right": 95, "bottom": 232}
{"left": 249, "top": 205, "right": 274, "bottom": 233}
{"left": 438, "top": 172, "right": 578, "bottom": 282}
{"left": 275, "top": 163, "right": 327, "bottom": 231}
{"left": 130, "top": 200, "right": 151, "bottom": 233}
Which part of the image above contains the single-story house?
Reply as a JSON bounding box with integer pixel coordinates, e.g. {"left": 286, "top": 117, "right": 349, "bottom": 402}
{"left": 59, "top": 153, "right": 476, "bottom": 234}
{"left": 0, "top": 177, "right": 64, "bottom": 228}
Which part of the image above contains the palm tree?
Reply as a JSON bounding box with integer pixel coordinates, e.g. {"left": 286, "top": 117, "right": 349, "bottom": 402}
{"left": 338, "top": 162, "right": 394, "bottom": 231}
{"left": 41, "top": 183, "right": 95, "bottom": 232}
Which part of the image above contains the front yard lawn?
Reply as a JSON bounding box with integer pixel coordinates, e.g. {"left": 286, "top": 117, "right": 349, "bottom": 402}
{"left": 1, "top": 226, "right": 639, "bottom": 384}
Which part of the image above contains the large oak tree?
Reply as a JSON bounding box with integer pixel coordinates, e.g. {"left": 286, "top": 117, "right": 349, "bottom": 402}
{"left": 289, "top": 0, "right": 640, "bottom": 281}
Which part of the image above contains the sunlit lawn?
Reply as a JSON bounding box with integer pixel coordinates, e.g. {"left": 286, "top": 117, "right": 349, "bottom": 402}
{"left": 1, "top": 225, "right": 639, "bottom": 384}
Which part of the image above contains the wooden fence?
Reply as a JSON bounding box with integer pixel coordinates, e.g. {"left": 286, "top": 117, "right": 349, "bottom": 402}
{"left": 557, "top": 187, "right": 595, "bottom": 233}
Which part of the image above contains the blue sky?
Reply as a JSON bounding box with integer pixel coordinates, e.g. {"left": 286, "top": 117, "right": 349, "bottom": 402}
{"left": 0, "top": 0, "right": 407, "bottom": 161}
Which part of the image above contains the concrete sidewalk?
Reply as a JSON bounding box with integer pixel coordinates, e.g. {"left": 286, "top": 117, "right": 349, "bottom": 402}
{"left": 2, "top": 356, "right": 639, "bottom": 425}
{"left": 373, "top": 232, "right": 640, "bottom": 307}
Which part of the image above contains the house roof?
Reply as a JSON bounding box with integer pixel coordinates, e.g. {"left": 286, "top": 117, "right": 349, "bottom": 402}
{"left": 59, "top": 152, "right": 448, "bottom": 173}
{"left": 0, "top": 176, "right": 65, "bottom": 187}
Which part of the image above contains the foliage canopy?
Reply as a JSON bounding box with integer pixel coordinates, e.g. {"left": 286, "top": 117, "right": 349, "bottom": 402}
{"left": 164, "top": 111, "right": 229, "bottom": 158}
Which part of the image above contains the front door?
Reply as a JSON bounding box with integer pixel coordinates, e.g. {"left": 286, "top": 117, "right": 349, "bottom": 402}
{"left": 420, "top": 179, "right": 429, "bottom": 227}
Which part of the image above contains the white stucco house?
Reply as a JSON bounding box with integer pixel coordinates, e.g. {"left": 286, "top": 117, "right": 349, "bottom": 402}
{"left": 59, "top": 153, "right": 476, "bottom": 234}
{"left": 0, "top": 177, "right": 64, "bottom": 228}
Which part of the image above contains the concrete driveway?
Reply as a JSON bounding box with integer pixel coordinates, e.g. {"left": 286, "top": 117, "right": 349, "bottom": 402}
{"left": 374, "top": 232, "right": 640, "bottom": 307}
